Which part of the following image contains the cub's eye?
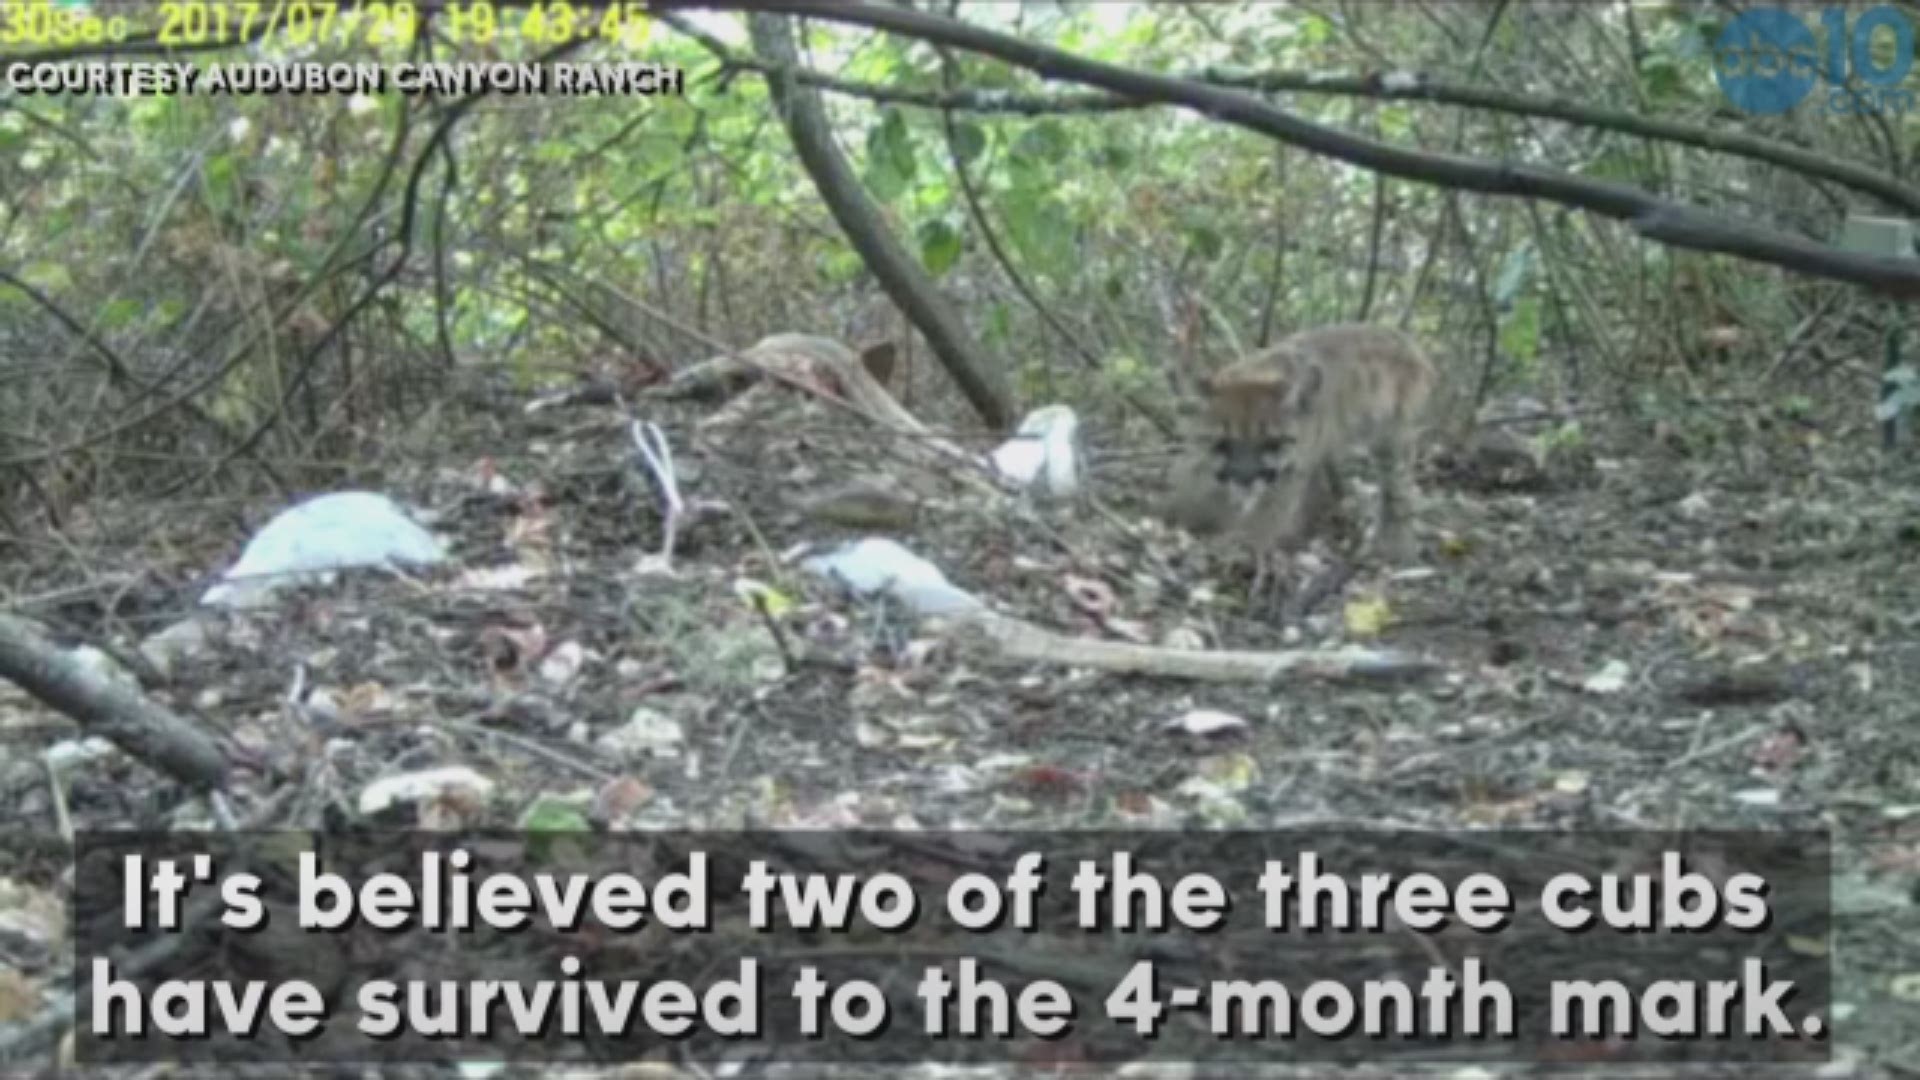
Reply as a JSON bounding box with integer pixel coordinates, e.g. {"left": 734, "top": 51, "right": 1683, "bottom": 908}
{"left": 1211, "top": 437, "right": 1232, "bottom": 455}
{"left": 1258, "top": 437, "right": 1288, "bottom": 454}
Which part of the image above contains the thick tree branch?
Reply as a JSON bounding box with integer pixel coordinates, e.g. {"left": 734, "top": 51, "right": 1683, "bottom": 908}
{"left": 1211, "top": 69, "right": 1920, "bottom": 219}
{"left": 747, "top": 12, "right": 1017, "bottom": 429}
{"left": 665, "top": 34, "right": 1920, "bottom": 218}
{"left": 662, "top": 0, "right": 1920, "bottom": 298}
{"left": 0, "top": 615, "right": 228, "bottom": 790}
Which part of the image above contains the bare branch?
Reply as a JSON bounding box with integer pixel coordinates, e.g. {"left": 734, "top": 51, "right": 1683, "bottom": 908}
{"left": 0, "top": 615, "right": 227, "bottom": 790}
{"left": 663, "top": 0, "right": 1920, "bottom": 296}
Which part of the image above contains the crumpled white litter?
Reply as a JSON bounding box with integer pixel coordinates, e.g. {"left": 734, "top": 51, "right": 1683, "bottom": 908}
{"left": 989, "top": 405, "right": 1080, "bottom": 497}
{"left": 796, "top": 538, "right": 985, "bottom": 617}
{"left": 201, "top": 491, "right": 447, "bottom": 609}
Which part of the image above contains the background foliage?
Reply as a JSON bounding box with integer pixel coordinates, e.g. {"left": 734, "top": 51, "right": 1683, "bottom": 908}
{"left": 1, "top": 2, "right": 1914, "bottom": 528}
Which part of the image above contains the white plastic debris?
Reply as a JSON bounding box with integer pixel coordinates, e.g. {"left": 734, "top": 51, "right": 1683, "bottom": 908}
{"left": 1580, "top": 659, "right": 1632, "bottom": 695}
{"left": 138, "top": 617, "right": 215, "bottom": 678}
{"left": 796, "top": 538, "right": 985, "bottom": 617}
{"left": 67, "top": 645, "right": 138, "bottom": 690}
{"left": 989, "top": 405, "right": 1081, "bottom": 497}
{"left": 1162, "top": 709, "right": 1249, "bottom": 737}
{"left": 595, "top": 707, "right": 685, "bottom": 762}
{"left": 538, "top": 641, "right": 589, "bottom": 687}
{"left": 43, "top": 736, "right": 119, "bottom": 773}
{"left": 201, "top": 491, "right": 447, "bottom": 609}
{"left": 358, "top": 766, "right": 495, "bottom": 816}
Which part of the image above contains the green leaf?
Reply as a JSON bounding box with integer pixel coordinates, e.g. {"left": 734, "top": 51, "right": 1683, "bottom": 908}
{"left": 864, "top": 158, "right": 906, "bottom": 202}
{"left": 1377, "top": 104, "right": 1414, "bottom": 140}
{"left": 204, "top": 154, "right": 236, "bottom": 211}
{"left": 823, "top": 249, "right": 865, "bottom": 284}
{"left": 1493, "top": 244, "right": 1534, "bottom": 307}
{"left": 733, "top": 578, "right": 796, "bottom": 618}
{"left": 1499, "top": 296, "right": 1541, "bottom": 370}
{"left": 987, "top": 301, "right": 1011, "bottom": 343}
{"left": 868, "top": 108, "right": 917, "bottom": 181}
{"left": 1095, "top": 140, "right": 1132, "bottom": 169}
{"left": 1576, "top": 148, "right": 1642, "bottom": 183}
{"left": 1003, "top": 193, "right": 1073, "bottom": 277}
{"left": 917, "top": 218, "right": 962, "bottom": 275}
{"left": 19, "top": 262, "right": 72, "bottom": 292}
{"left": 1013, "top": 119, "right": 1071, "bottom": 165}
{"left": 1186, "top": 223, "right": 1224, "bottom": 262}
{"left": 1638, "top": 54, "right": 1689, "bottom": 103}
{"left": 1542, "top": 421, "right": 1586, "bottom": 450}
{"left": 949, "top": 121, "right": 987, "bottom": 165}
{"left": 98, "top": 298, "right": 144, "bottom": 330}
{"left": 519, "top": 794, "right": 593, "bottom": 864}
{"left": 522, "top": 795, "right": 591, "bottom": 834}
{"left": 863, "top": 109, "right": 917, "bottom": 202}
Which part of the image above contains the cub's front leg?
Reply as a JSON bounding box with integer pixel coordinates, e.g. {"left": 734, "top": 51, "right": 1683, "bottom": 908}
{"left": 1236, "top": 463, "right": 1326, "bottom": 619}
{"left": 1366, "top": 435, "right": 1420, "bottom": 565}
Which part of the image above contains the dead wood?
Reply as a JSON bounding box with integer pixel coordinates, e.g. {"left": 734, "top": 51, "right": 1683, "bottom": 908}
{"left": 662, "top": 332, "right": 1007, "bottom": 496}
{"left": 945, "top": 610, "right": 1439, "bottom": 684}
{"left": 0, "top": 614, "right": 227, "bottom": 789}
{"left": 747, "top": 12, "right": 1017, "bottom": 428}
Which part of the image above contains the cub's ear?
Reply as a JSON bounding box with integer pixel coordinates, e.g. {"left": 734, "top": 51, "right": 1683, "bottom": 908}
{"left": 1286, "top": 363, "right": 1325, "bottom": 412}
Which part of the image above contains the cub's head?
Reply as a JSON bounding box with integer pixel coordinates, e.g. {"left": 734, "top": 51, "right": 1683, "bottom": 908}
{"left": 1201, "top": 351, "right": 1324, "bottom": 489}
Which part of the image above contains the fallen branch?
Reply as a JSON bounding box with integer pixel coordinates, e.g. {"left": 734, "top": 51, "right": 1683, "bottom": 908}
{"left": 945, "top": 610, "right": 1439, "bottom": 684}
{"left": 660, "top": 332, "right": 1009, "bottom": 495}
{"left": 657, "top": 334, "right": 897, "bottom": 410}
{"left": 800, "top": 534, "right": 1438, "bottom": 685}
{"left": 0, "top": 615, "right": 227, "bottom": 789}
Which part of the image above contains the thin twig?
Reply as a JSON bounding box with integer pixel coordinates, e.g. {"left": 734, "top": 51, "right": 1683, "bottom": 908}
{"left": 747, "top": 591, "right": 798, "bottom": 674}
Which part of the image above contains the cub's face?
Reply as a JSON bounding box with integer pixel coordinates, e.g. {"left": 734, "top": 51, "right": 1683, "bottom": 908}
{"left": 1210, "top": 427, "right": 1290, "bottom": 488}
{"left": 1202, "top": 356, "right": 1322, "bottom": 490}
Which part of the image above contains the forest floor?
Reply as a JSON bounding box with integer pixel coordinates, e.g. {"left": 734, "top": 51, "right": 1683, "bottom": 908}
{"left": 4, "top": 376, "right": 1920, "bottom": 1077}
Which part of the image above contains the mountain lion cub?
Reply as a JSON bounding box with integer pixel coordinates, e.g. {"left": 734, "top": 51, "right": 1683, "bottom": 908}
{"left": 1172, "top": 323, "right": 1435, "bottom": 570}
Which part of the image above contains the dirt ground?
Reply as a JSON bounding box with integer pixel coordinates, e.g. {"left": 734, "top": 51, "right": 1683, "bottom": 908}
{"left": 4, "top": 377, "right": 1918, "bottom": 1077}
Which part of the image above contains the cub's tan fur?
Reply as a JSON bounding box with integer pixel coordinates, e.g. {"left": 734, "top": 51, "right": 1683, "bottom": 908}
{"left": 1169, "top": 323, "right": 1435, "bottom": 564}
{"left": 1161, "top": 445, "right": 1346, "bottom": 543}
